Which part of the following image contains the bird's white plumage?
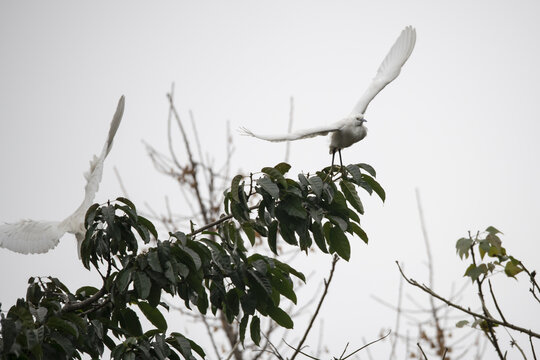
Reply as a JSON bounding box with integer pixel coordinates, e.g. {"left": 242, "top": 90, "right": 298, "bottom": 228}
{"left": 240, "top": 26, "right": 416, "bottom": 154}
{"left": 0, "top": 95, "right": 125, "bottom": 255}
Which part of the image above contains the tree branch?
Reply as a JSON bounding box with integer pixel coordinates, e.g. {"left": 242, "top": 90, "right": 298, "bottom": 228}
{"left": 395, "top": 261, "right": 540, "bottom": 339}
{"left": 290, "top": 255, "right": 339, "bottom": 360}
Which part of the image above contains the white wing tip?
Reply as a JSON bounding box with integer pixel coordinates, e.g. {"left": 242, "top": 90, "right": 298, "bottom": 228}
{"left": 238, "top": 126, "right": 255, "bottom": 137}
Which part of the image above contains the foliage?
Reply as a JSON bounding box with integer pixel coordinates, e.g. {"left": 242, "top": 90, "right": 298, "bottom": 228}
{"left": 0, "top": 162, "right": 383, "bottom": 359}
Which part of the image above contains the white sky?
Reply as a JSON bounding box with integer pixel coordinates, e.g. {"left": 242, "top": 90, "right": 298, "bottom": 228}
{"left": 1, "top": 0, "right": 539, "bottom": 358}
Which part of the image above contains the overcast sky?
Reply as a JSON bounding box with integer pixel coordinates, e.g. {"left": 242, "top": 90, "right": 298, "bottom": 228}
{"left": 1, "top": 1, "right": 539, "bottom": 358}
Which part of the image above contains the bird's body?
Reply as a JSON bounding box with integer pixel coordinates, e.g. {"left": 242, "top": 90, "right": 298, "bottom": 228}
{"left": 0, "top": 95, "right": 125, "bottom": 256}
{"left": 240, "top": 26, "right": 416, "bottom": 162}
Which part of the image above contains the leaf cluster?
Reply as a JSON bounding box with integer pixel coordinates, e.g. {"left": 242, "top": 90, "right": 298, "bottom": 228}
{"left": 226, "top": 162, "right": 384, "bottom": 261}
{"left": 456, "top": 226, "right": 524, "bottom": 282}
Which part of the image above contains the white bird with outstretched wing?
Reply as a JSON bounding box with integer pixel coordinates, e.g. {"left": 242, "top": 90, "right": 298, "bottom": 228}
{"left": 0, "top": 95, "right": 125, "bottom": 256}
{"left": 241, "top": 26, "right": 416, "bottom": 166}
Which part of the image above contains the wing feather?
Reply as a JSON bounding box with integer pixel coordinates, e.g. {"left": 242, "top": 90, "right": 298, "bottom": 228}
{"left": 349, "top": 26, "right": 416, "bottom": 116}
{"left": 62, "top": 95, "right": 126, "bottom": 235}
{"left": 239, "top": 121, "right": 344, "bottom": 142}
{"left": 0, "top": 220, "right": 66, "bottom": 254}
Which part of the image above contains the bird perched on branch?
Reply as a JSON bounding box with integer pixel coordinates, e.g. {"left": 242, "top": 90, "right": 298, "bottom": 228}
{"left": 240, "top": 26, "right": 416, "bottom": 168}
{"left": 0, "top": 95, "right": 125, "bottom": 256}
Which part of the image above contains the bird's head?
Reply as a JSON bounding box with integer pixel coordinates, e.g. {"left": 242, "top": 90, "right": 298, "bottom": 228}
{"left": 354, "top": 115, "right": 367, "bottom": 125}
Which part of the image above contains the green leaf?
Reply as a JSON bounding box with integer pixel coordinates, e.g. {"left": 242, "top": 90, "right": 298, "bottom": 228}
{"left": 308, "top": 176, "right": 323, "bottom": 198}
{"left": 267, "top": 221, "right": 278, "bottom": 255}
{"left": 239, "top": 315, "right": 249, "bottom": 344}
{"left": 485, "top": 226, "right": 502, "bottom": 235}
{"left": 464, "top": 263, "right": 488, "bottom": 282}
{"left": 267, "top": 306, "right": 294, "bottom": 329}
{"left": 357, "top": 163, "right": 376, "bottom": 177}
{"left": 274, "top": 162, "right": 291, "bottom": 175}
{"left": 362, "top": 174, "right": 386, "bottom": 201}
{"left": 504, "top": 261, "right": 523, "bottom": 278}
{"left": 120, "top": 308, "right": 143, "bottom": 336}
{"left": 133, "top": 271, "right": 152, "bottom": 299}
{"left": 456, "top": 237, "right": 473, "bottom": 259}
{"left": 115, "top": 268, "right": 133, "bottom": 292}
{"left": 257, "top": 176, "right": 280, "bottom": 199}
{"left": 116, "top": 196, "right": 137, "bottom": 210}
{"left": 241, "top": 223, "right": 256, "bottom": 246}
{"left": 250, "top": 316, "right": 261, "bottom": 346}
{"left": 138, "top": 216, "right": 158, "bottom": 240}
{"left": 349, "top": 222, "right": 368, "bottom": 244}
{"left": 274, "top": 260, "right": 306, "bottom": 282}
{"left": 137, "top": 302, "right": 167, "bottom": 332}
{"left": 47, "top": 317, "right": 79, "bottom": 338}
{"left": 346, "top": 164, "right": 362, "bottom": 182}
{"left": 328, "top": 226, "right": 351, "bottom": 261}
{"left": 262, "top": 167, "right": 287, "bottom": 188}
{"left": 147, "top": 251, "right": 163, "bottom": 273}
{"left": 311, "top": 221, "right": 328, "bottom": 253}
{"left": 230, "top": 175, "right": 243, "bottom": 203}
{"left": 456, "top": 320, "right": 469, "bottom": 328}
{"left": 340, "top": 180, "right": 364, "bottom": 214}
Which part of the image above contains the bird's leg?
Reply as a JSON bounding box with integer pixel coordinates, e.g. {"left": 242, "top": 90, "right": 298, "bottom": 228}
{"left": 338, "top": 149, "right": 343, "bottom": 170}
{"left": 325, "top": 150, "right": 336, "bottom": 181}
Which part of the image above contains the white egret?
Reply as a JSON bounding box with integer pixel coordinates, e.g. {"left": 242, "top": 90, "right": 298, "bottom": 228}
{"left": 241, "top": 26, "right": 416, "bottom": 167}
{"left": 0, "top": 95, "right": 125, "bottom": 256}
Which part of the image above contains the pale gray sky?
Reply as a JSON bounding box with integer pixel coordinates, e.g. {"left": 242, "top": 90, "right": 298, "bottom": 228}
{"left": 1, "top": 0, "right": 539, "bottom": 358}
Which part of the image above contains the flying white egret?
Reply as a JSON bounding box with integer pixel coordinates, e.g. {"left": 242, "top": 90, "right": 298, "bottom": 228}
{"left": 0, "top": 95, "right": 125, "bottom": 256}
{"left": 241, "top": 26, "right": 416, "bottom": 167}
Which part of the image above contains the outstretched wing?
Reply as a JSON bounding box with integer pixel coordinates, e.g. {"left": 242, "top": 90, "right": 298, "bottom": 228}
{"left": 0, "top": 220, "right": 66, "bottom": 254}
{"left": 349, "top": 26, "right": 416, "bottom": 117}
{"left": 239, "top": 121, "right": 344, "bottom": 143}
{"left": 61, "top": 95, "right": 125, "bottom": 236}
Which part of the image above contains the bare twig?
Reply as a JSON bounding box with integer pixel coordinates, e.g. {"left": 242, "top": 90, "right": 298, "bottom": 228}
{"left": 488, "top": 280, "right": 507, "bottom": 323}
{"left": 530, "top": 335, "right": 538, "bottom": 360}
{"left": 395, "top": 261, "right": 540, "bottom": 339}
{"left": 416, "top": 189, "right": 445, "bottom": 356}
{"left": 290, "top": 255, "right": 339, "bottom": 360}
{"left": 342, "top": 331, "right": 391, "bottom": 360}
{"left": 417, "top": 343, "right": 428, "bottom": 360}
{"left": 389, "top": 264, "right": 404, "bottom": 360}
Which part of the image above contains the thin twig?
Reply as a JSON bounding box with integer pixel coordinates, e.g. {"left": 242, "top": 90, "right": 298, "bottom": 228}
{"left": 395, "top": 261, "right": 540, "bottom": 339}
{"left": 389, "top": 264, "right": 404, "bottom": 360}
{"left": 290, "top": 255, "right": 339, "bottom": 360}
{"left": 416, "top": 189, "right": 445, "bottom": 355}
{"left": 342, "top": 331, "right": 391, "bottom": 360}
{"left": 417, "top": 343, "right": 428, "bottom": 360}
{"left": 488, "top": 280, "right": 507, "bottom": 323}
{"left": 530, "top": 335, "right": 538, "bottom": 360}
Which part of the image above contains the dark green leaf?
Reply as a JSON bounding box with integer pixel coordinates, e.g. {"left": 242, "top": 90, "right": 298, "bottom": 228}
{"left": 328, "top": 226, "right": 351, "bottom": 261}
{"left": 120, "top": 308, "right": 143, "bottom": 336}
{"left": 250, "top": 316, "right": 261, "bottom": 346}
{"left": 340, "top": 180, "right": 364, "bottom": 214}
{"left": 267, "top": 306, "right": 294, "bottom": 329}
{"left": 133, "top": 271, "right": 152, "bottom": 299}
{"left": 362, "top": 174, "right": 386, "bottom": 202}
{"left": 231, "top": 175, "right": 243, "bottom": 203}
{"left": 239, "top": 315, "right": 249, "bottom": 344}
{"left": 257, "top": 176, "right": 280, "bottom": 199}
{"left": 116, "top": 196, "right": 137, "bottom": 210}
{"left": 311, "top": 221, "right": 328, "bottom": 253}
{"left": 267, "top": 221, "right": 278, "bottom": 255}
{"left": 137, "top": 302, "right": 167, "bottom": 332}
{"left": 357, "top": 163, "right": 376, "bottom": 177}
{"left": 274, "top": 162, "right": 291, "bottom": 175}
{"left": 308, "top": 176, "right": 323, "bottom": 198}
{"left": 346, "top": 164, "right": 362, "bottom": 182}
{"left": 349, "top": 222, "right": 368, "bottom": 244}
